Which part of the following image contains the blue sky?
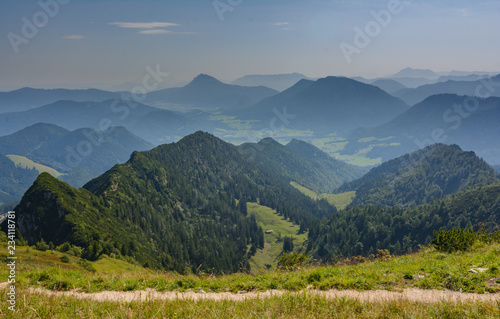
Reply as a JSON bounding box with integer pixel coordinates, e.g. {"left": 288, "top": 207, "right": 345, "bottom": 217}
{"left": 1, "top": 0, "right": 499, "bottom": 90}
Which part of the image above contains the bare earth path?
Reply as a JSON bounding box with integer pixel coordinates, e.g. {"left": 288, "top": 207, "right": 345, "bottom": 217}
{"left": 2, "top": 282, "right": 499, "bottom": 303}
{"left": 21, "top": 286, "right": 500, "bottom": 303}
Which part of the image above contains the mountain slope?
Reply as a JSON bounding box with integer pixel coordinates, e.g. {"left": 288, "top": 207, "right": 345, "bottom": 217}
{"left": 338, "top": 144, "right": 499, "bottom": 208}
{"left": 238, "top": 138, "right": 365, "bottom": 193}
{"left": 0, "top": 123, "right": 70, "bottom": 155}
{"left": 308, "top": 184, "right": 500, "bottom": 260}
{"left": 285, "top": 139, "right": 367, "bottom": 191}
{"left": 370, "top": 79, "right": 406, "bottom": 94}
{"left": 394, "top": 74, "right": 500, "bottom": 105}
{"left": 0, "top": 99, "right": 201, "bottom": 144}
{"left": 346, "top": 94, "right": 500, "bottom": 164}
{"left": 145, "top": 74, "right": 278, "bottom": 109}
{"left": 0, "top": 87, "right": 122, "bottom": 113}
{"left": 12, "top": 132, "right": 335, "bottom": 273}
{"left": 0, "top": 123, "right": 153, "bottom": 202}
{"left": 233, "top": 76, "right": 409, "bottom": 134}
{"left": 0, "top": 154, "right": 39, "bottom": 204}
{"left": 232, "top": 73, "right": 312, "bottom": 91}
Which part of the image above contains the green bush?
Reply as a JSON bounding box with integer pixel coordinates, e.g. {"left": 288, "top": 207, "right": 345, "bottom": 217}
{"left": 77, "top": 259, "right": 96, "bottom": 273}
{"left": 35, "top": 238, "right": 49, "bottom": 251}
{"left": 277, "top": 252, "right": 309, "bottom": 271}
{"left": 60, "top": 255, "right": 70, "bottom": 263}
{"left": 432, "top": 228, "right": 476, "bottom": 252}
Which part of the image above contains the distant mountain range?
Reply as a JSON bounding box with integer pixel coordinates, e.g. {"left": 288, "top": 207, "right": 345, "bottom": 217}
{"left": 0, "top": 123, "right": 153, "bottom": 204}
{"left": 232, "top": 76, "right": 409, "bottom": 134}
{"left": 370, "top": 79, "right": 407, "bottom": 94}
{"left": 144, "top": 74, "right": 278, "bottom": 110}
{"left": 232, "top": 73, "right": 314, "bottom": 91}
{"left": 391, "top": 67, "right": 438, "bottom": 79}
{"left": 0, "top": 87, "right": 123, "bottom": 113}
{"left": 0, "top": 99, "right": 205, "bottom": 144}
{"left": 394, "top": 74, "right": 500, "bottom": 105}
{"left": 346, "top": 94, "right": 500, "bottom": 164}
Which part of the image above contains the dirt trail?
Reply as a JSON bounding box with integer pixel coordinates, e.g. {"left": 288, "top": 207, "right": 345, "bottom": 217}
{"left": 2, "top": 282, "right": 499, "bottom": 303}
{"left": 16, "top": 286, "right": 500, "bottom": 303}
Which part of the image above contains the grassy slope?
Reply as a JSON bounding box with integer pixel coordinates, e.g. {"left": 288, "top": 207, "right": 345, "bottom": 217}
{"left": 247, "top": 202, "right": 308, "bottom": 272}
{"left": 2, "top": 240, "right": 500, "bottom": 317}
{"left": 290, "top": 182, "right": 355, "bottom": 210}
{"left": 2, "top": 240, "right": 500, "bottom": 296}
{"left": 5, "top": 155, "right": 63, "bottom": 178}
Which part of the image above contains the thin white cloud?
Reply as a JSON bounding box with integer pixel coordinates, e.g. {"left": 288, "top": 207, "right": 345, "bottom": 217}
{"left": 137, "top": 29, "right": 172, "bottom": 35}
{"left": 137, "top": 30, "right": 194, "bottom": 35}
{"left": 273, "top": 22, "right": 289, "bottom": 26}
{"left": 62, "top": 35, "right": 86, "bottom": 40}
{"left": 110, "top": 22, "right": 180, "bottom": 29}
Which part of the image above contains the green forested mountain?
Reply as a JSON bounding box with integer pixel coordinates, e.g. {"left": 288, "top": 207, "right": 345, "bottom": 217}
{"left": 338, "top": 144, "right": 499, "bottom": 208}
{"left": 285, "top": 139, "right": 367, "bottom": 191}
{"left": 237, "top": 138, "right": 365, "bottom": 193}
{"left": 11, "top": 132, "right": 335, "bottom": 273}
{"left": 0, "top": 123, "right": 153, "bottom": 203}
{"left": 307, "top": 185, "right": 500, "bottom": 261}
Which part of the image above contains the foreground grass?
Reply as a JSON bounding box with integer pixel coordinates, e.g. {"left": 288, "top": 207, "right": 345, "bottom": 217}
{"left": 2, "top": 288, "right": 499, "bottom": 318}
{"left": 3, "top": 241, "right": 500, "bottom": 295}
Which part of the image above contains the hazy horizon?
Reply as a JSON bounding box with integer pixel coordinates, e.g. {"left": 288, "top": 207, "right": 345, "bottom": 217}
{"left": 1, "top": 0, "right": 500, "bottom": 91}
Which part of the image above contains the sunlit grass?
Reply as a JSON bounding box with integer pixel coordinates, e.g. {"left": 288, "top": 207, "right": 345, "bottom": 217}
{"left": 6, "top": 155, "right": 63, "bottom": 177}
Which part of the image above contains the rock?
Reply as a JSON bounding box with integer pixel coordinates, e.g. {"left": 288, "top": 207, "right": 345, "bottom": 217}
{"left": 237, "top": 290, "right": 247, "bottom": 294}
{"left": 198, "top": 290, "right": 206, "bottom": 294}
{"left": 469, "top": 268, "right": 489, "bottom": 273}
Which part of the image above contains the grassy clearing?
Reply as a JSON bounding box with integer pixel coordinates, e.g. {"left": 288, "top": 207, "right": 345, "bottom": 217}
{"left": 6, "top": 155, "right": 63, "bottom": 177}
{"left": 310, "top": 136, "right": 386, "bottom": 167}
{"left": 2, "top": 289, "right": 500, "bottom": 318}
{"left": 318, "top": 192, "right": 356, "bottom": 210}
{"left": 247, "top": 203, "right": 308, "bottom": 272}
{"left": 290, "top": 182, "right": 355, "bottom": 210}
{"left": 290, "top": 182, "right": 318, "bottom": 199}
{"left": 3, "top": 240, "right": 500, "bottom": 295}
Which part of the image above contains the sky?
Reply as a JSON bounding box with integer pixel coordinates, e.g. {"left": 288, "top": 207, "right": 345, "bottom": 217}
{"left": 1, "top": 0, "right": 500, "bottom": 90}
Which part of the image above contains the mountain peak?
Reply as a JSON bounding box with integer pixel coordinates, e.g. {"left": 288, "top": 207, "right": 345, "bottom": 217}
{"left": 190, "top": 74, "right": 222, "bottom": 85}
{"left": 392, "top": 68, "right": 437, "bottom": 79}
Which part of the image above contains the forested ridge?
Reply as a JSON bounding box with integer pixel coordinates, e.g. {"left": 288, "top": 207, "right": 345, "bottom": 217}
{"left": 308, "top": 185, "right": 500, "bottom": 261}
{"left": 10, "top": 132, "right": 335, "bottom": 273}
{"left": 338, "top": 144, "right": 499, "bottom": 208}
